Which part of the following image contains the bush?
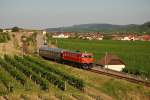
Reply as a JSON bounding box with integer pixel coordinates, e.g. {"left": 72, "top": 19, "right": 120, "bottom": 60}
{"left": 0, "top": 29, "right": 3, "bottom": 32}
{"left": 0, "top": 33, "right": 10, "bottom": 43}
{"left": 123, "top": 67, "right": 150, "bottom": 78}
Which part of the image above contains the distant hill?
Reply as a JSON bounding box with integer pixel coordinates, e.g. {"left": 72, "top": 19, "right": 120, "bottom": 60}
{"left": 46, "top": 22, "right": 150, "bottom": 34}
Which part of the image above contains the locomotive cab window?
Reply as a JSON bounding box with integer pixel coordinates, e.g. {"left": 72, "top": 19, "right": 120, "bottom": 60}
{"left": 81, "top": 55, "right": 92, "bottom": 58}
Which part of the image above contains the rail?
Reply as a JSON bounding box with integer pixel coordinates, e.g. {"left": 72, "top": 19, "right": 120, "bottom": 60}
{"left": 89, "top": 66, "right": 150, "bottom": 87}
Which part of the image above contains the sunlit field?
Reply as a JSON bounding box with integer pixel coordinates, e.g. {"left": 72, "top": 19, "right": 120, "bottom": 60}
{"left": 50, "top": 38, "right": 150, "bottom": 77}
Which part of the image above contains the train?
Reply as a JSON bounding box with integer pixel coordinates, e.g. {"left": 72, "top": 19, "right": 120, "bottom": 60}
{"left": 39, "top": 47, "right": 94, "bottom": 69}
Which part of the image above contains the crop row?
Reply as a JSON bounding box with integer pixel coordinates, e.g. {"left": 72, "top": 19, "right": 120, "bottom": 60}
{"left": 4, "top": 55, "right": 49, "bottom": 90}
{"left": 0, "top": 82, "right": 7, "bottom": 96}
{"left": 14, "top": 55, "right": 66, "bottom": 90}
{"left": 24, "top": 55, "right": 85, "bottom": 90}
{"left": 0, "top": 67, "right": 14, "bottom": 93}
{"left": 0, "top": 57, "right": 27, "bottom": 86}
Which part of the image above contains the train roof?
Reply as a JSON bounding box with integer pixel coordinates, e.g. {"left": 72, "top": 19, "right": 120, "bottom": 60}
{"left": 63, "top": 50, "right": 93, "bottom": 55}
{"left": 39, "top": 47, "right": 93, "bottom": 55}
{"left": 39, "top": 47, "right": 64, "bottom": 52}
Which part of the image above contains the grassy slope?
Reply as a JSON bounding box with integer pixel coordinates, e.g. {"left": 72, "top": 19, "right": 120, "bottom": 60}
{"left": 0, "top": 56, "right": 150, "bottom": 100}
{"left": 1, "top": 36, "right": 150, "bottom": 99}
{"left": 50, "top": 38, "right": 150, "bottom": 73}
{"left": 46, "top": 61, "right": 150, "bottom": 100}
{"left": 0, "top": 56, "right": 102, "bottom": 100}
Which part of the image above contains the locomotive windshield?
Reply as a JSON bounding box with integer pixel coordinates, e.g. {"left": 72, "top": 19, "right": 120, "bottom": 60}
{"left": 81, "top": 55, "right": 93, "bottom": 58}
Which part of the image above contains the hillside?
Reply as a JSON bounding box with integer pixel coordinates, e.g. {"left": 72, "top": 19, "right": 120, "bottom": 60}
{"left": 46, "top": 22, "right": 150, "bottom": 33}
{"left": 0, "top": 55, "right": 150, "bottom": 100}
{"left": 0, "top": 32, "right": 150, "bottom": 99}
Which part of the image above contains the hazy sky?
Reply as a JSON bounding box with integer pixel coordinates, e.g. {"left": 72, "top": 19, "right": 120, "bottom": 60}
{"left": 0, "top": 0, "right": 150, "bottom": 29}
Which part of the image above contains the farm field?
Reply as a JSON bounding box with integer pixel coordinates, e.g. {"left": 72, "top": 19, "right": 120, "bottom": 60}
{"left": 49, "top": 38, "right": 150, "bottom": 77}
{"left": 0, "top": 55, "right": 150, "bottom": 100}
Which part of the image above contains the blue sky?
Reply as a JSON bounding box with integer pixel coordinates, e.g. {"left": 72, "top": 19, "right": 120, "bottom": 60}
{"left": 0, "top": 0, "right": 150, "bottom": 29}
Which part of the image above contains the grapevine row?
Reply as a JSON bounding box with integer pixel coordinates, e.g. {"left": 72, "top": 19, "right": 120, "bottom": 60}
{"left": 0, "top": 57, "right": 27, "bottom": 86}
{"left": 24, "top": 55, "right": 85, "bottom": 90}
{"left": 4, "top": 55, "right": 49, "bottom": 90}
{"left": 14, "top": 55, "right": 66, "bottom": 90}
{"left": 0, "top": 67, "right": 14, "bottom": 93}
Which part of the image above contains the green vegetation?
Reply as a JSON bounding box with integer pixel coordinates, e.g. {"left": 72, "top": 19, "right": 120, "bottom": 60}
{"left": 0, "top": 55, "right": 86, "bottom": 99}
{"left": 49, "top": 38, "right": 150, "bottom": 78}
{"left": 0, "top": 57, "right": 27, "bottom": 86}
{"left": 101, "top": 79, "right": 130, "bottom": 99}
{"left": 0, "top": 29, "right": 3, "bottom": 32}
{"left": 0, "top": 54, "right": 150, "bottom": 99}
{"left": 44, "top": 60, "right": 150, "bottom": 100}
{"left": 0, "top": 67, "right": 20, "bottom": 95}
{"left": 46, "top": 21, "right": 150, "bottom": 33}
{"left": 24, "top": 55, "right": 85, "bottom": 90}
{"left": 0, "top": 32, "right": 10, "bottom": 43}
{"left": 14, "top": 55, "right": 65, "bottom": 90}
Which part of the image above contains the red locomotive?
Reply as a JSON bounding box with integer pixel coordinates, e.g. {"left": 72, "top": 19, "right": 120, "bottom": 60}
{"left": 39, "top": 47, "right": 93, "bottom": 69}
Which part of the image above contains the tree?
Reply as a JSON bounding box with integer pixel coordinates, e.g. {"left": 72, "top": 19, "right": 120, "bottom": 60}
{"left": 12, "top": 27, "right": 19, "bottom": 32}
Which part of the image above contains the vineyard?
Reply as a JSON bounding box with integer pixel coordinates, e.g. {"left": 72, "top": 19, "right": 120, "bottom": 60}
{"left": 0, "top": 55, "right": 85, "bottom": 96}
{"left": 0, "top": 55, "right": 150, "bottom": 99}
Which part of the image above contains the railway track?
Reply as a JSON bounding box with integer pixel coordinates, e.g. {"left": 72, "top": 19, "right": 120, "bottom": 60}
{"left": 89, "top": 67, "right": 150, "bottom": 87}
{"left": 41, "top": 57, "right": 150, "bottom": 87}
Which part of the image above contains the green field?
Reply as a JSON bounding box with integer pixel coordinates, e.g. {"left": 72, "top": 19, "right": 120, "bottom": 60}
{"left": 49, "top": 38, "right": 150, "bottom": 77}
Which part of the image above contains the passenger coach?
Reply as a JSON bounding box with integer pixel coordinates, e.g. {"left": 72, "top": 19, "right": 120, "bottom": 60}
{"left": 39, "top": 47, "right": 63, "bottom": 61}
